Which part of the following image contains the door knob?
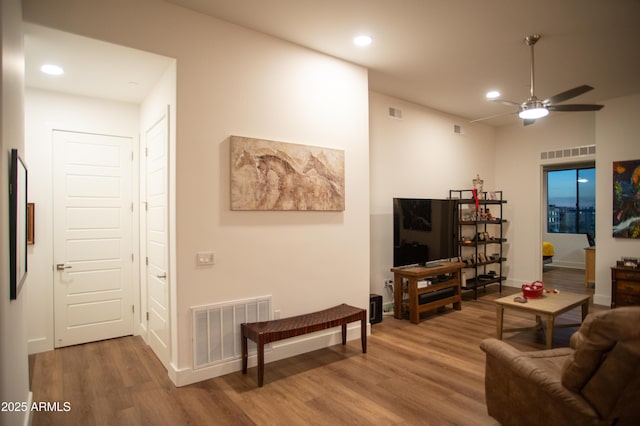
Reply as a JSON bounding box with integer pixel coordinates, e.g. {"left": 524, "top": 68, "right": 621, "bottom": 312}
{"left": 157, "top": 273, "right": 167, "bottom": 279}
{"left": 56, "top": 264, "right": 72, "bottom": 271}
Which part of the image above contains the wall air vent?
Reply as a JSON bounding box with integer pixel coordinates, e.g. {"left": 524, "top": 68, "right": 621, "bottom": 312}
{"left": 192, "top": 296, "right": 271, "bottom": 369}
{"left": 388, "top": 107, "right": 403, "bottom": 119}
{"left": 540, "top": 144, "right": 595, "bottom": 161}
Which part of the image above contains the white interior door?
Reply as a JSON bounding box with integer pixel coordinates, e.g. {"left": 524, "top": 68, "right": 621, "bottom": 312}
{"left": 53, "top": 130, "right": 134, "bottom": 348}
{"left": 145, "top": 110, "right": 170, "bottom": 367}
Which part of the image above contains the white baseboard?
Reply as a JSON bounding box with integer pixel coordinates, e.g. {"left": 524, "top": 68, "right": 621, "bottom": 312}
{"left": 544, "top": 261, "right": 585, "bottom": 269}
{"left": 28, "top": 337, "right": 52, "bottom": 355}
{"left": 593, "top": 294, "right": 611, "bottom": 307}
{"left": 23, "top": 391, "right": 33, "bottom": 426}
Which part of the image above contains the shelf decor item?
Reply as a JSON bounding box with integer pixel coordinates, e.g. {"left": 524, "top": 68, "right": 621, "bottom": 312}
{"left": 473, "top": 174, "right": 484, "bottom": 199}
{"left": 620, "top": 257, "right": 639, "bottom": 268}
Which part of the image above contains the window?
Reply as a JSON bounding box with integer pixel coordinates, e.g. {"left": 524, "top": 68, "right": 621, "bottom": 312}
{"left": 547, "top": 167, "right": 595, "bottom": 236}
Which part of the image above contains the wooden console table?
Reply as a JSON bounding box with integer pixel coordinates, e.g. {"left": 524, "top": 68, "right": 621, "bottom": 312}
{"left": 390, "top": 262, "right": 464, "bottom": 324}
{"left": 584, "top": 247, "right": 595, "bottom": 287}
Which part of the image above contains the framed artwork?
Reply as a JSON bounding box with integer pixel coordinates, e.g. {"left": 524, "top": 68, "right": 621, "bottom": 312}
{"left": 27, "top": 203, "right": 35, "bottom": 245}
{"left": 230, "top": 136, "right": 345, "bottom": 211}
{"left": 9, "top": 149, "right": 28, "bottom": 299}
{"left": 613, "top": 159, "right": 640, "bottom": 238}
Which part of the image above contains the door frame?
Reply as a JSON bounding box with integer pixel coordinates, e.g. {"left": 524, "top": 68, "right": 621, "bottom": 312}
{"left": 140, "top": 106, "right": 171, "bottom": 368}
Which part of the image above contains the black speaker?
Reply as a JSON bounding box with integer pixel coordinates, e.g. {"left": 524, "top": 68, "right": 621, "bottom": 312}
{"left": 369, "top": 294, "right": 382, "bottom": 324}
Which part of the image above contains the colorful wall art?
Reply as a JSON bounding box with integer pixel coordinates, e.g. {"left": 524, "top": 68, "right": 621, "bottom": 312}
{"left": 230, "top": 136, "right": 345, "bottom": 211}
{"left": 613, "top": 159, "right": 640, "bottom": 238}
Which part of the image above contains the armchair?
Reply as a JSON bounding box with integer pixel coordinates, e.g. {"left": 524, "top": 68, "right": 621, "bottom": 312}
{"left": 480, "top": 307, "right": 640, "bottom": 425}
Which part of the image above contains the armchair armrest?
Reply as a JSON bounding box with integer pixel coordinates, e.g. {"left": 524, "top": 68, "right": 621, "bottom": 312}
{"left": 480, "top": 338, "right": 600, "bottom": 425}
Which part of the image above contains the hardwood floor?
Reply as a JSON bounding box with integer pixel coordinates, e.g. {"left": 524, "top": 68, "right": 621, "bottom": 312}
{"left": 30, "top": 268, "right": 603, "bottom": 425}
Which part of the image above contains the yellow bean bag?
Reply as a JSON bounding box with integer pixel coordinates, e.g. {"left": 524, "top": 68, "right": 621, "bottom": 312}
{"left": 543, "top": 241, "right": 554, "bottom": 264}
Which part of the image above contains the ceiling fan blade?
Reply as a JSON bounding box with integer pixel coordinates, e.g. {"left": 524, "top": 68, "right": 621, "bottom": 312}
{"left": 523, "top": 118, "right": 536, "bottom": 126}
{"left": 469, "top": 110, "right": 518, "bottom": 123}
{"left": 488, "top": 98, "right": 521, "bottom": 107}
{"left": 547, "top": 104, "right": 604, "bottom": 112}
{"left": 543, "top": 85, "right": 594, "bottom": 105}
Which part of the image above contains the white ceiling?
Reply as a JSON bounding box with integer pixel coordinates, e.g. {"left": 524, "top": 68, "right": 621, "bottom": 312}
{"left": 25, "top": 0, "right": 640, "bottom": 126}
{"left": 24, "top": 23, "right": 174, "bottom": 104}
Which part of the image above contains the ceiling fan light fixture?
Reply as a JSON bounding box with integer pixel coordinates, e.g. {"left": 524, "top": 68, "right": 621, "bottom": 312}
{"left": 519, "top": 107, "right": 549, "bottom": 119}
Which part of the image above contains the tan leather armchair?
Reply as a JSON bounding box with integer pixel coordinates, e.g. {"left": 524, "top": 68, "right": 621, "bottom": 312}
{"left": 480, "top": 307, "right": 640, "bottom": 425}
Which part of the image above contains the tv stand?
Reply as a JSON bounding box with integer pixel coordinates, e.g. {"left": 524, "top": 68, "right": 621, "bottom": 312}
{"left": 390, "top": 262, "right": 464, "bottom": 324}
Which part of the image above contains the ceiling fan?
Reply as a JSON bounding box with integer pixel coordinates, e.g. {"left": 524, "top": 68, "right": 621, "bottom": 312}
{"left": 472, "top": 34, "right": 604, "bottom": 126}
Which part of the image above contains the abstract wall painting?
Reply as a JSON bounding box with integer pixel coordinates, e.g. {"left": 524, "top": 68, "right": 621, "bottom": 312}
{"left": 613, "top": 159, "right": 640, "bottom": 238}
{"left": 230, "top": 136, "right": 345, "bottom": 211}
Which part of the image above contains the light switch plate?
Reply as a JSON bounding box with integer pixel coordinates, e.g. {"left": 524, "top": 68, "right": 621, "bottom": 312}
{"left": 196, "top": 252, "right": 215, "bottom": 266}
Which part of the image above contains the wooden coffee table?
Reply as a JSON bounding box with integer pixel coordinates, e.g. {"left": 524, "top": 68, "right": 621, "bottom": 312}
{"left": 494, "top": 291, "right": 591, "bottom": 348}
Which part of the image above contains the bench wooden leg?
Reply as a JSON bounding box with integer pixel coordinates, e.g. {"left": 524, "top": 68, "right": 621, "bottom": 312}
{"left": 257, "top": 338, "right": 265, "bottom": 387}
{"left": 360, "top": 314, "right": 367, "bottom": 353}
{"left": 240, "top": 324, "right": 249, "bottom": 374}
{"left": 341, "top": 323, "right": 347, "bottom": 345}
{"left": 241, "top": 328, "right": 248, "bottom": 374}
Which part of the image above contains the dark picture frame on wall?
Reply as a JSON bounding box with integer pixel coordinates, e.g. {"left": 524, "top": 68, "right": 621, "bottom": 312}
{"left": 9, "top": 148, "right": 28, "bottom": 300}
{"left": 613, "top": 159, "right": 640, "bottom": 238}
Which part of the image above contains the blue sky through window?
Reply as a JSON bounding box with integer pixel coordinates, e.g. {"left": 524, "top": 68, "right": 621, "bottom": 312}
{"left": 548, "top": 168, "right": 595, "bottom": 208}
{"left": 547, "top": 167, "right": 596, "bottom": 236}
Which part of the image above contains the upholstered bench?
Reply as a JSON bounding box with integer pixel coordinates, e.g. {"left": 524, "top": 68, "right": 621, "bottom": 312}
{"left": 241, "top": 303, "right": 367, "bottom": 387}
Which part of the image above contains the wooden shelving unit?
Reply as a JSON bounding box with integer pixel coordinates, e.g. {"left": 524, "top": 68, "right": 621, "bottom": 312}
{"left": 449, "top": 189, "right": 507, "bottom": 299}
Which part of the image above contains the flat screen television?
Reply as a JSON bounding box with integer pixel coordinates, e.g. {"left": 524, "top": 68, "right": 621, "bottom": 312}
{"left": 393, "top": 198, "right": 459, "bottom": 267}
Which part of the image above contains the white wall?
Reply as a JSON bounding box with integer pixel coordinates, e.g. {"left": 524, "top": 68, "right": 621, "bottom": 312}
{"left": 24, "top": 0, "right": 371, "bottom": 385}
{"left": 369, "top": 92, "right": 496, "bottom": 304}
{"left": 494, "top": 113, "right": 596, "bottom": 288}
{"left": 593, "top": 92, "right": 640, "bottom": 306}
{"left": 542, "top": 232, "right": 590, "bottom": 269}
{"left": 1, "top": 0, "right": 31, "bottom": 424}
{"left": 495, "top": 96, "right": 640, "bottom": 307}
{"left": 25, "top": 89, "right": 140, "bottom": 353}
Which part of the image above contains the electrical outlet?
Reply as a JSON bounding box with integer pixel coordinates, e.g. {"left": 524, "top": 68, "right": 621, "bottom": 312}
{"left": 274, "top": 310, "right": 281, "bottom": 319}
{"left": 196, "top": 252, "right": 215, "bottom": 266}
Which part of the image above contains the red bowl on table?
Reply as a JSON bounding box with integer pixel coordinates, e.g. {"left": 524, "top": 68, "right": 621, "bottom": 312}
{"left": 522, "top": 280, "right": 544, "bottom": 299}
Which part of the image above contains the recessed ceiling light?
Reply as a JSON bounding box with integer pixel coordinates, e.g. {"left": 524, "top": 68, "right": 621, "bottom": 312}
{"left": 486, "top": 90, "right": 500, "bottom": 99}
{"left": 41, "top": 64, "right": 64, "bottom": 76}
{"left": 353, "top": 35, "right": 372, "bottom": 47}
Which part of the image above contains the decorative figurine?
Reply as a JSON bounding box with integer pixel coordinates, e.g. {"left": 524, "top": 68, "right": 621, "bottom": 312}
{"left": 473, "top": 174, "right": 484, "bottom": 198}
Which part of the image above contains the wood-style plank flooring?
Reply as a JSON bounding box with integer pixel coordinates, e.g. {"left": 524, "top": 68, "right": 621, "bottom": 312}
{"left": 30, "top": 267, "right": 602, "bottom": 425}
